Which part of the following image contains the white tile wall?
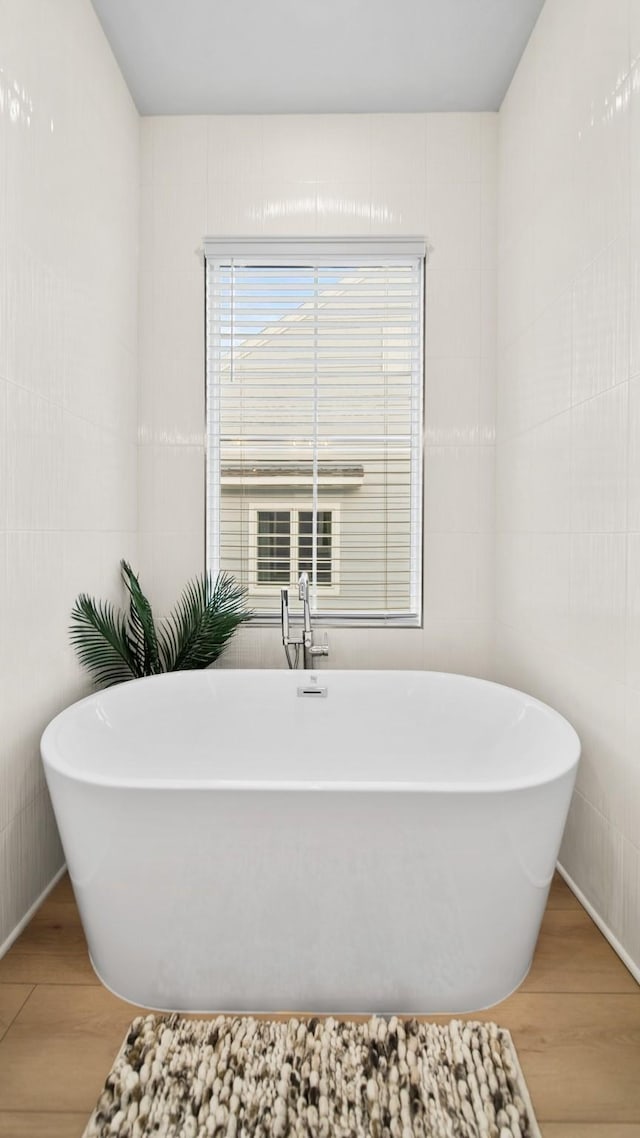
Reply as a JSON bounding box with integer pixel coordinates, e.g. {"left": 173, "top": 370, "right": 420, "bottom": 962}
{"left": 496, "top": 0, "right": 640, "bottom": 970}
{"left": 138, "top": 111, "right": 498, "bottom": 677}
{"left": 0, "top": 0, "right": 139, "bottom": 947}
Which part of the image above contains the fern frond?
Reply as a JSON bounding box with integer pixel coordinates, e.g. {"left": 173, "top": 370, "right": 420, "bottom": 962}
{"left": 159, "top": 571, "right": 251, "bottom": 672}
{"left": 69, "top": 595, "right": 136, "bottom": 688}
{"left": 120, "top": 560, "right": 160, "bottom": 677}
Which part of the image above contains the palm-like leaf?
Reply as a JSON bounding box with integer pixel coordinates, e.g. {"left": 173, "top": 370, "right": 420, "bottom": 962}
{"left": 159, "top": 571, "right": 251, "bottom": 672}
{"left": 70, "top": 564, "right": 251, "bottom": 688}
{"left": 69, "top": 594, "right": 137, "bottom": 688}
{"left": 120, "top": 560, "right": 160, "bottom": 677}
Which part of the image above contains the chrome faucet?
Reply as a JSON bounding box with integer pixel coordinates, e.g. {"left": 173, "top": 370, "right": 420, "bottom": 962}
{"left": 280, "top": 572, "right": 329, "bottom": 670}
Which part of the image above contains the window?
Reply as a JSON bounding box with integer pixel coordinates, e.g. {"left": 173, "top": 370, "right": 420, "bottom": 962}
{"left": 205, "top": 237, "right": 424, "bottom": 625}
{"left": 298, "top": 510, "right": 332, "bottom": 585}
{"left": 256, "top": 510, "right": 291, "bottom": 585}
{"left": 251, "top": 505, "right": 339, "bottom": 592}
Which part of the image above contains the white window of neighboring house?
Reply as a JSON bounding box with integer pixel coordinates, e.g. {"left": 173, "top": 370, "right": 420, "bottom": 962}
{"left": 250, "top": 504, "right": 340, "bottom": 595}
{"left": 204, "top": 237, "right": 425, "bottom": 626}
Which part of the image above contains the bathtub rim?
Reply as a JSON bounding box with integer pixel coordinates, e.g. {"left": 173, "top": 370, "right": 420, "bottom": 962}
{"left": 40, "top": 669, "right": 581, "bottom": 794}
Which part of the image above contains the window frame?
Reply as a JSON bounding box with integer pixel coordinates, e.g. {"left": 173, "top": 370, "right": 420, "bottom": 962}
{"left": 248, "top": 500, "right": 342, "bottom": 597}
{"left": 204, "top": 237, "right": 426, "bottom": 628}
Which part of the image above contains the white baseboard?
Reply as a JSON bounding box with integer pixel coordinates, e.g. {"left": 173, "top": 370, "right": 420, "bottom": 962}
{"left": 0, "top": 863, "right": 68, "bottom": 961}
{"left": 557, "top": 862, "right": 640, "bottom": 986}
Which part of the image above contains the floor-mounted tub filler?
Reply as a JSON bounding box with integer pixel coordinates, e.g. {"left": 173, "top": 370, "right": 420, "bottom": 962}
{"left": 41, "top": 669, "right": 580, "bottom": 1014}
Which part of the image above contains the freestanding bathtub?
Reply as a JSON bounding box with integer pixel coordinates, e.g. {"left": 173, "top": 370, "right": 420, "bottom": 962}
{"left": 41, "top": 669, "right": 580, "bottom": 1014}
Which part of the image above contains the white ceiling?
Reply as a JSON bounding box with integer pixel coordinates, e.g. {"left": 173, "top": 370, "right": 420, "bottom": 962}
{"left": 90, "top": 0, "right": 545, "bottom": 116}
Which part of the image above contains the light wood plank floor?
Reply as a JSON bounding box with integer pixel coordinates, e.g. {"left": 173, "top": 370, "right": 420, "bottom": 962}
{"left": 0, "top": 873, "right": 638, "bottom": 1137}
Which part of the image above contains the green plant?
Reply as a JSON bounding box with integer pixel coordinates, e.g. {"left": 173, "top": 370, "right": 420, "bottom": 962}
{"left": 70, "top": 560, "right": 251, "bottom": 688}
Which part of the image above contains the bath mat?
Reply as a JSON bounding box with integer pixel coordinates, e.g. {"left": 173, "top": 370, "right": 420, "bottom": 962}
{"left": 83, "top": 1013, "right": 541, "bottom": 1138}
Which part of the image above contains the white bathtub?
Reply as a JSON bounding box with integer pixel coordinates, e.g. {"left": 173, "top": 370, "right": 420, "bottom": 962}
{"left": 41, "top": 669, "right": 580, "bottom": 1014}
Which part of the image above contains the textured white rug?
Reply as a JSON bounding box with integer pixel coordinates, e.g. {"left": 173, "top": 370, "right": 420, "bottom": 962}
{"left": 83, "top": 1013, "right": 541, "bottom": 1138}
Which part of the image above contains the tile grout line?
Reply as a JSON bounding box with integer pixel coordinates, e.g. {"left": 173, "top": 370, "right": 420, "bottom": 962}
{"left": 3, "top": 976, "right": 638, "bottom": 995}
{"left": 0, "top": 984, "right": 36, "bottom": 1044}
{"left": 0, "top": 1107, "right": 88, "bottom": 1115}
{"left": 523, "top": 987, "right": 640, "bottom": 995}
{"left": 3, "top": 983, "right": 640, "bottom": 1004}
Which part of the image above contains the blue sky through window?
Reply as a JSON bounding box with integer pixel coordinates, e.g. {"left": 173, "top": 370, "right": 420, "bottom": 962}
{"left": 219, "top": 267, "right": 344, "bottom": 341}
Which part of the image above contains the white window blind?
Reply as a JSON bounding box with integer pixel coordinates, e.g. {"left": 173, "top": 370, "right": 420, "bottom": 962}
{"left": 204, "top": 237, "right": 424, "bottom": 625}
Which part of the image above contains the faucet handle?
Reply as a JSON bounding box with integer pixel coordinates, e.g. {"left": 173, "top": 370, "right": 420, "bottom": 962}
{"left": 310, "top": 632, "right": 329, "bottom": 658}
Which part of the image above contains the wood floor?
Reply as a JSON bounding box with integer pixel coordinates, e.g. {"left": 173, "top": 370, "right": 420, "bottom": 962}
{"left": 0, "top": 874, "right": 637, "bottom": 1137}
